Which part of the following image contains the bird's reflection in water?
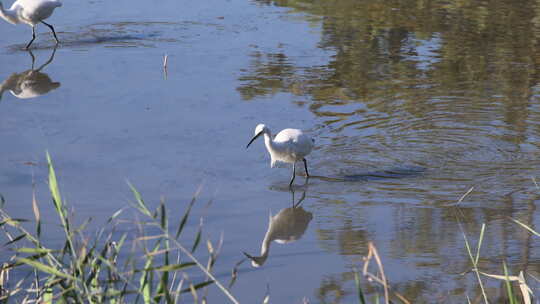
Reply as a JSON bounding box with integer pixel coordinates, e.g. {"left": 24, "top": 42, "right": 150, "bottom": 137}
{"left": 244, "top": 186, "right": 313, "bottom": 267}
{"left": 0, "top": 47, "right": 60, "bottom": 101}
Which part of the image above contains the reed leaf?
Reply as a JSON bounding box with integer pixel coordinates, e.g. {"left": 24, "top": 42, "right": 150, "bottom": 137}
{"left": 180, "top": 280, "right": 214, "bottom": 294}
{"left": 155, "top": 263, "right": 195, "bottom": 272}
{"left": 31, "top": 187, "right": 41, "bottom": 239}
{"left": 14, "top": 248, "right": 54, "bottom": 254}
{"left": 127, "top": 182, "right": 152, "bottom": 218}
{"left": 354, "top": 270, "right": 366, "bottom": 304}
{"left": 17, "top": 258, "right": 74, "bottom": 281}
{"left": 46, "top": 152, "right": 76, "bottom": 260}
{"left": 510, "top": 217, "right": 540, "bottom": 237}
{"left": 191, "top": 218, "right": 203, "bottom": 253}
{"left": 176, "top": 193, "right": 198, "bottom": 239}
{"left": 46, "top": 152, "right": 65, "bottom": 219}
{"left": 475, "top": 223, "right": 486, "bottom": 265}
{"left": 4, "top": 234, "right": 26, "bottom": 246}
{"left": 503, "top": 262, "right": 516, "bottom": 304}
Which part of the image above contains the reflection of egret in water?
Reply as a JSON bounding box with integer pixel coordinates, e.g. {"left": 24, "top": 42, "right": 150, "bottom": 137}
{"left": 243, "top": 187, "right": 313, "bottom": 267}
{"left": 0, "top": 47, "right": 60, "bottom": 101}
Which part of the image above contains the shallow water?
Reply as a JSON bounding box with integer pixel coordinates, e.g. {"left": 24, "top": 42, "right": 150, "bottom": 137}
{"left": 1, "top": 0, "right": 540, "bottom": 302}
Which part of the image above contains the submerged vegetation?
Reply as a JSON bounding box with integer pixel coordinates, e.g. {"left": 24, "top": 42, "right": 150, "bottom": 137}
{"left": 0, "top": 153, "right": 537, "bottom": 303}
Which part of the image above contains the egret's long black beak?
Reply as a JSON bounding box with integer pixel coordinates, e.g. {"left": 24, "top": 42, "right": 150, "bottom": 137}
{"left": 246, "top": 131, "right": 263, "bottom": 149}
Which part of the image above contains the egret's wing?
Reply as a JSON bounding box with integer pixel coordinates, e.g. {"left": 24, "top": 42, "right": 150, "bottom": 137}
{"left": 274, "top": 128, "right": 302, "bottom": 143}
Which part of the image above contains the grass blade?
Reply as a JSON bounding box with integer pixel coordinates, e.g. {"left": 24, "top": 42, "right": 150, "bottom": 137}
{"left": 46, "top": 152, "right": 76, "bottom": 261}
{"left": 475, "top": 223, "right": 486, "bottom": 265}
{"left": 4, "top": 234, "right": 26, "bottom": 246}
{"left": 175, "top": 186, "right": 202, "bottom": 239}
{"left": 503, "top": 262, "right": 515, "bottom": 304}
{"left": 518, "top": 271, "right": 532, "bottom": 304}
{"left": 17, "top": 258, "right": 74, "bottom": 280}
{"left": 191, "top": 218, "right": 203, "bottom": 253}
{"left": 14, "top": 248, "right": 54, "bottom": 254}
{"left": 354, "top": 270, "right": 366, "bottom": 304}
{"left": 180, "top": 281, "right": 214, "bottom": 294}
{"left": 510, "top": 218, "right": 540, "bottom": 237}
{"left": 460, "top": 223, "right": 489, "bottom": 304}
{"left": 127, "top": 182, "right": 152, "bottom": 218}
{"left": 32, "top": 183, "right": 41, "bottom": 239}
{"left": 155, "top": 263, "right": 195, "bottom": 272}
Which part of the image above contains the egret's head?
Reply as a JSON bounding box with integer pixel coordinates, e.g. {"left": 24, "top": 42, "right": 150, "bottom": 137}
{"left": 254, "top": 123, "right": 267, "bottom": 135}
{"left": 243, "top": 251, "right": 267, "bottom": 267}
{"left": 246, "top": 124, "right": 268, "bottom": 149}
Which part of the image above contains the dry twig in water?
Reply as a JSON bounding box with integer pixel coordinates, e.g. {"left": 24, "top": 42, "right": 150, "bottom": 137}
{"left": 362, "top": 242, "right": 410, "bottom": 304}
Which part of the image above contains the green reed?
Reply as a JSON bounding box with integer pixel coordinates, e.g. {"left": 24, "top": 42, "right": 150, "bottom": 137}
{"left": 0, "top": 152, "right": 239, "bottom": 304}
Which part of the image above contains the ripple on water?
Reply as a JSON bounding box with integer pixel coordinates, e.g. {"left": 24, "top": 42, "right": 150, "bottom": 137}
{"left": 309, "top": 89, "right": 540, "bottom": 207}
{"left": 5, "top": 20, "right": 231, "bottom": 51}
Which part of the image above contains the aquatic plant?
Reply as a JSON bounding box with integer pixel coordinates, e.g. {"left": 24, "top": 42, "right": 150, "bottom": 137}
{"left": 0, "top": 152, "right": 239, "bottom": 304}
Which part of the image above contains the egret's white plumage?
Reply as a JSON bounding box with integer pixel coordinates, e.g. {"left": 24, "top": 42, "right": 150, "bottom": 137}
{"left": 246, "top": 123, "right": 314, "bottom": 186}
{"left": 0, "top": 0, "right": 62, "bottom": 49}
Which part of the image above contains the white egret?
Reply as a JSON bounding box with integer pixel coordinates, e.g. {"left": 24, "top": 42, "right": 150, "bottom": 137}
{"left": 0, "top": 0, "right": 62, "bottom": 49}
{"left": 246, "top": 124, "right": 314, "bottom": 187}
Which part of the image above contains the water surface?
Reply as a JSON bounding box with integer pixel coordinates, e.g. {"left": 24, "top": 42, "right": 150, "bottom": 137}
{"left": 1, "top": 0, "right": 540, "bottom": 302}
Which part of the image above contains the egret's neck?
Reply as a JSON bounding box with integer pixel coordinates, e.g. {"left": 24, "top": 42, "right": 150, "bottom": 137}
{"left": 263, "top": 132, "right": 277, "bottom": 153}
{"left": 0, "top": 4, "right": 20, "bottom": 24}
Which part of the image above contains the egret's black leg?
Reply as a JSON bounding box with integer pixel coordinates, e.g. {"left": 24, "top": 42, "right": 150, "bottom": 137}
{"left": 303, "top": 158, "right": 310, "bottom": 177}
{"left": 26, "top": 26, "right": 36, "bottom": 50}
{"left": 289, "top": 162, "right": 296, "bottom": 188}
{"left": 41, "top": 21, "right": 59, "bottom": 44}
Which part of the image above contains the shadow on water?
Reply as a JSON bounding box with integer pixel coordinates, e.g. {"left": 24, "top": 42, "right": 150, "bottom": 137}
{"left": 0, "top": 47, "right": 60, "bottom": 102}
{"left": 6, "top": 21, "right": 183, "bottom": 51}
{"left": 243, "top": 186, "right": 313, "bottom": 267}
{"left": 268, "top": 165, "right": 426, "bottom": 190}
{"left": 310, "top": 165, "right": 426, "bottom": 182}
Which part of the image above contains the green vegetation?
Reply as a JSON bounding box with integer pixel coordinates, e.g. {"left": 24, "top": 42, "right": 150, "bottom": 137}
{"left": 352, "top": 189, "right": 538, "bottom": 304}
{"left": 0, "top": 152, "right": 239, "bottom": 304}
{"left": 0, "top": 154, "right": 537, "bottom": 303}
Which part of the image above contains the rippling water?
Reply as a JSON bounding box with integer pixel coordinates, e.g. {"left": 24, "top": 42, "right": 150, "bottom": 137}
{"left": 239, "top": 0, "right": 540, "bottom": 301}
{"left": 1, "top": 0, "right": 540, "bottom": 302}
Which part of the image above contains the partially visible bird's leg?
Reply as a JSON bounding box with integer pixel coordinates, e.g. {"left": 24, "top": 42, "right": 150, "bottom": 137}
{"left": 25, "top": 26, "right": 36, "bottom": 49}
{"left": 303, "top": 158, "right": 310, "bottom": 177}
{"left": 35, "top": 46, "right": 57, "bottom": 71}
{"left": 293, "top": 188, "right": 307, "bottom": 208}
{"left": 27, "top": 49, "right": 36, "bottom": 69}
{"left": 289, "top": 162, "right": 296, "bottom": 188}
{"left": 41, "top": 21, "right": 59, "bottom": 44}
{"left": 290, "top": 187, "right": 296, "bottom": 207}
